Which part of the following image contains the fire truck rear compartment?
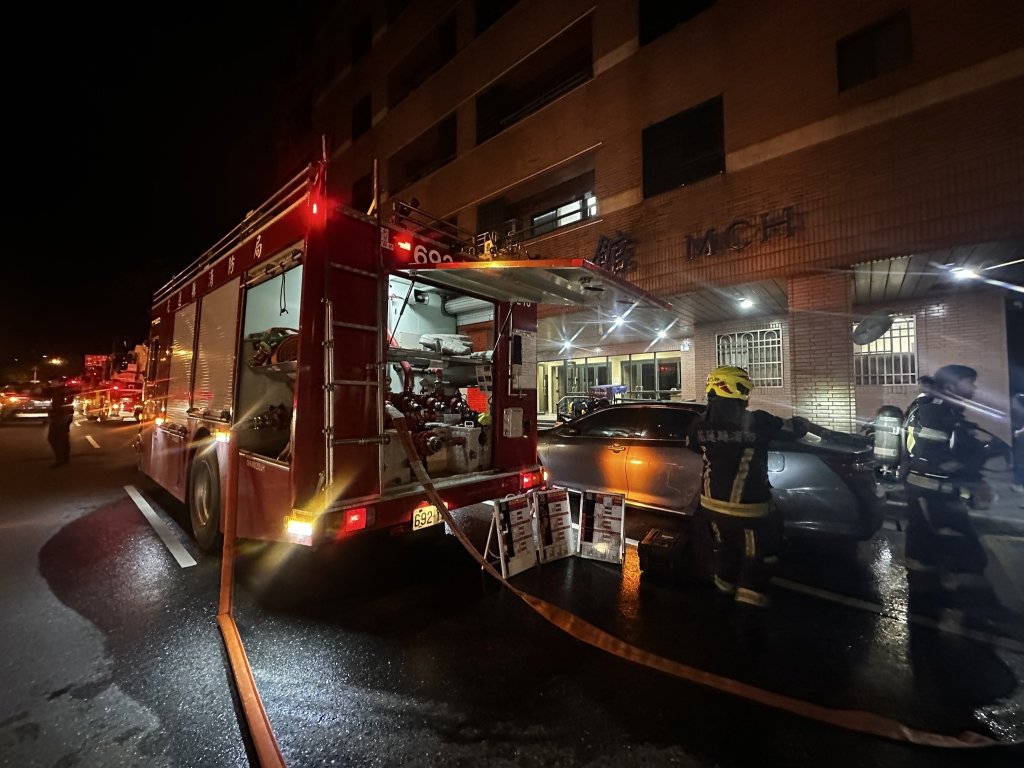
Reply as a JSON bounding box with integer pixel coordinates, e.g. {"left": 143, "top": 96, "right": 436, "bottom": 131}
{"left": 235, "top": 266, "right": 497, "bottom": 496}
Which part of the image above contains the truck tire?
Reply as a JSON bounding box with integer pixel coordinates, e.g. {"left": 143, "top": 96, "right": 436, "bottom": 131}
{"left": 188, "top": 445, "right": 223, "bottom": 553}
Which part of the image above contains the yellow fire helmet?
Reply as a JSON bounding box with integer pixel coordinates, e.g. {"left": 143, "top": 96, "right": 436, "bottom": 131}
{"left": 706, "top": 365, "right": 753, "bottom": 401}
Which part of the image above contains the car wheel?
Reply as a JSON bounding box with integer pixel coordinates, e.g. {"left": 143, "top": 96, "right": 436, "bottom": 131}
{"left": 188, "top": 444, "right": 223, "bottom": 553}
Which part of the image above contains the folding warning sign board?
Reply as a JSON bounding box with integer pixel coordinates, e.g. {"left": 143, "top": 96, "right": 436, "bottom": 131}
{"left": 577, "top": 490, "right": 625, "bottom": 565}
{"left": 533, "top": 488, "right": 574, "bottom": 564}
{"left": 489, "top": 494, "right": 538, "bottom": 578}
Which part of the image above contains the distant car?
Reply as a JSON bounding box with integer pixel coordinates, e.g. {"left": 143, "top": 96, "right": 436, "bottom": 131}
{"left": 0, "top": 384, "right": 52, "bottom": 425}
{"left": 537, "top": 402, "right": 883, "bottom": 544}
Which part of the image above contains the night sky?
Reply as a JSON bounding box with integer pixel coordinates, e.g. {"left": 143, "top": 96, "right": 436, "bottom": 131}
{"left": 4, "top": 5, "right": 317, "bottom": 379}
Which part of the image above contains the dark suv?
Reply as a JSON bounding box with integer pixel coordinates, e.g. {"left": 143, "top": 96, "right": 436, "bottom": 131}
{"left": 0, "top": 384, "right": 52, "bottom": 425}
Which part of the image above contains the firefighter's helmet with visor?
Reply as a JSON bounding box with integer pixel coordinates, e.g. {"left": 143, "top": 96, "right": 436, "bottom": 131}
{"left": 706, "top": 366, "right": 754, "bottom": 401}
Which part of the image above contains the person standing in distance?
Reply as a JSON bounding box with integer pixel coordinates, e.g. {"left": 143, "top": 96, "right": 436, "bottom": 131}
{"left": 46, "top": 383, "right": 74, "bottom": 467}
{"left": 690, "top": 366, "right": 810, "bottom": 610}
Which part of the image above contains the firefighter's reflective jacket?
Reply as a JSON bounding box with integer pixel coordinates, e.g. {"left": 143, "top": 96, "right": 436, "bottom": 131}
{"left": 902, "top": 394, "right": 985, "bottom": 493}
{"left": 692, "top": 410, "right": 807, "bottom": 516}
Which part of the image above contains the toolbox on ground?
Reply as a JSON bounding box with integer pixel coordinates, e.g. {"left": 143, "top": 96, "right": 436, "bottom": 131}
{"left": 638, "top": 514, "right": 714, "bottom": 586}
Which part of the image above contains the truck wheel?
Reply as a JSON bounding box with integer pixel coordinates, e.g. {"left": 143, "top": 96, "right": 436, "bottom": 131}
{"left": 188, "top": 446, "right": 223, "bottom": 553}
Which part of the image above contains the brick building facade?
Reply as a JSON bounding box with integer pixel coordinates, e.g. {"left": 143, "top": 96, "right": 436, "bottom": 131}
{"left": 301, "top": 0, "right": 1024, "bottom": 437}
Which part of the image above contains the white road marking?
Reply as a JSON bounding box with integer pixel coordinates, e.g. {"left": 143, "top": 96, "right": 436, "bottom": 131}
{"left": 85, "top": 435, "right": 100, "bottom": 449}
{"left": 124, "top": 485, "right": 197, "bottom": 568}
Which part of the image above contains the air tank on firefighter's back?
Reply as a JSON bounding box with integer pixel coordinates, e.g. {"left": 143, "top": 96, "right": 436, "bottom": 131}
{"left": 871, "top": 404, "right": 905, "bottom": 468}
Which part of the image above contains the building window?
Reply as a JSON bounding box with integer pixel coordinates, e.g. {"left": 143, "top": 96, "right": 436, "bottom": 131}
{"left": 476, "top": 166, "right": 596, "bottom": 247}
{"left": 853, "top": 315, "right": 917, "bottom": 386}
{"left": 476, "top": 16, "right": 592, "bottom": 144}
{"left": 475, "top": 0, "right": 518, "bottom": 36}
{"left": 352, "top": 94, "right": 371, "bottom": 140}
{"left": 388, "top": 14, "right": 457, "bottom": 108}
{"left": 638, "top": 0, "right": 714, "bottom": 46}
{"left": 837, "top": 11, "right": 912, "bottom": 92}
{"left": 387, "top": 114, "right": 457, "bottom": 195}
{"left": 642, "top": 95, "right": 724, "bottom": 199}
{"left": 352, "top": 16, "right": 372, "bottom": 64}
{"left": 716, "top": 328, "right": 783, "bottom": 388}
{"left": 530, "top": 193, "right": 596, "bottom": 238}
{"left": 621, "top": 357, "right": 680, "bottom": 400}
{"left": 564, "top": 361, "right": 610, "bottom": 396}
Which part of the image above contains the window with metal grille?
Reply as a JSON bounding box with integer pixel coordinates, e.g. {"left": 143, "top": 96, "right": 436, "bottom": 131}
{"left": 716, "top": 328, "right": 783, "bottom": 388}
{"left": 853, "top": 314, "right": 917, "bottom": 385}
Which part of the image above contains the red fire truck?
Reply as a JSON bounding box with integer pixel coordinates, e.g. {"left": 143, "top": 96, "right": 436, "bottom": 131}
{"left": 138, "top": 162, "right": 667, "bottom": 552}
{"left": 76, "top": 350, "right": 146, "bottom": 422}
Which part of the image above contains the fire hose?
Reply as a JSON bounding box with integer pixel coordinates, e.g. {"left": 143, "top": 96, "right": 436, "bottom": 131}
{"left": 210, "top": 410, "right": 1018, "bottom": 767}
{"left": 385, "top": 402, "right": 1016, "bottom": 750}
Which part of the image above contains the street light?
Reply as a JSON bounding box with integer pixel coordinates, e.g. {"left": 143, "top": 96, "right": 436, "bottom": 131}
{"left": 30, "top": 356, "right": 65, "bottom": 383}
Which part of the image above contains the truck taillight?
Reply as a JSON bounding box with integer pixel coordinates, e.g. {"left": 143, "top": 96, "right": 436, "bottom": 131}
{"left": 344, "top": 507, "right": 369, "bottom": 532}
{"left": 519, "top": 469, "right": 543, "bottom": 491}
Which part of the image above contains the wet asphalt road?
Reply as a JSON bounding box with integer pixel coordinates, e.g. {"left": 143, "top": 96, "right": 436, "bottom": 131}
{"left": 1, "top": 419, "right": 1023, "bottom": 767}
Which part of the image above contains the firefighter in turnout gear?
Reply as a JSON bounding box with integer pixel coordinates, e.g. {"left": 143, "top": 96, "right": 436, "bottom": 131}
{"left": 691, "top": 366, "right": 809, "bottom": 609}
{"left": 902, "top": 364, "right": 989, "bottom": 614}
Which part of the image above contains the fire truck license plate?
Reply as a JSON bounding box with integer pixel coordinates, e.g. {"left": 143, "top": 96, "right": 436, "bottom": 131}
{"left": 412, "top": 505, "right": 443, "bottom": 531}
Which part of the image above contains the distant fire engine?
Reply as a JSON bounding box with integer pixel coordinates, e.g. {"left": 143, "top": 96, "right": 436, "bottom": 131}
{"left": 138, "top": 162, "right": 667, "bottom": 551}
{"left": 76, "top": 347, "right": 147, "bottom": 422}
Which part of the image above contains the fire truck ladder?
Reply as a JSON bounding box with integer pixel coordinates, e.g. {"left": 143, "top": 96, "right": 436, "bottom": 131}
{"left": 321, "top": 221, "right": 389, "bottom": 494}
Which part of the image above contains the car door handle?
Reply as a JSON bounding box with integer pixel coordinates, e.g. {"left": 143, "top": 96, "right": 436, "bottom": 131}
{"left": 608, "top": 443, "right": 626, "bottom": 453}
